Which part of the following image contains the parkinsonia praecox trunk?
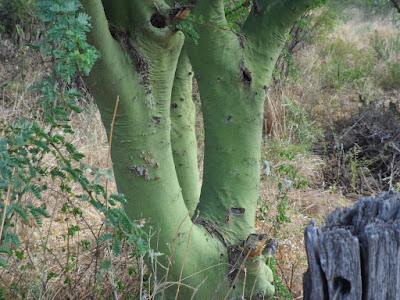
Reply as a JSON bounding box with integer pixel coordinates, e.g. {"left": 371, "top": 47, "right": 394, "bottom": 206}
{"left": 80, "top": 0, "right": 316, "bottom": 298}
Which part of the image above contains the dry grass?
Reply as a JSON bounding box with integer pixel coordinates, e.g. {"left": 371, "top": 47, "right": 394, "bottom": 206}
{"left": 257, "top": 151, "right": 352, "bottom": 298}
{"left": 260, "top": 8, "right": 399, "bottom": 299}
{"left": 0, "top": 39, "right": 144, "bottom": 299}
{"left": 266, "top": 11, "right": 400, "bottom": 133}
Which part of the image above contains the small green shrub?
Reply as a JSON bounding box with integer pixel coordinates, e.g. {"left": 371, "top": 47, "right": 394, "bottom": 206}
{"left": 372, "top": 32, "right": 400, "bottom": 90}
{"left": 379, "top": 61, "right": 400, "bottom": 90}
{"left": 283, "top": 98, "right": 323, "bottom": 146}
{"left": 267, "top": 257, "right": 293, "bottom": 299}
{"left": 318, "top": 38, "right": 375, "bottom": 91}
{"left": 0, "top": 0, "right": 35, "bottom": 42}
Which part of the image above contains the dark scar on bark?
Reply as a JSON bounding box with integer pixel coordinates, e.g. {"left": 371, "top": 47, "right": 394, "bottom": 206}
{"left": 230, "top": 207, "right": 245, "bottom": 215}
{"left": 151, "top": 116, "right": 161, "bottom": 124}
{"left": 240, "top": 66, "right": 253, "bottom": 85}
{"left": 108, "top": 23, "right": 150, "bottom": 87}
{"left": 236, "top": 34, "right": 253, "bottom": 86}
{"left": 195, "top": 217, "right": 227, "bottom": 247}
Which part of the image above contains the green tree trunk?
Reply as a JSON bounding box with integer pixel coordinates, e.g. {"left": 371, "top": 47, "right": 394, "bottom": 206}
{"left": 80, "top": 0, "right": 314, "bottom": 298}
{"left": 171, "top": 47, "right": 201, "bottom": 213}
{"left": 187, "top": 0, "right": 315, "bottom": 248}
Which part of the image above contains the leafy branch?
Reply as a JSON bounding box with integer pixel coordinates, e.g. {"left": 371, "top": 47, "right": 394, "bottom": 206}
{"left": 0, "top": 0, "right": 149, "bottom": 272}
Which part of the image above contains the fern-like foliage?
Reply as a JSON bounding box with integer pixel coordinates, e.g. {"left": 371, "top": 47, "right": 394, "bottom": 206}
{"left": 0, "top": 0, "right": 149, "bottom": 269}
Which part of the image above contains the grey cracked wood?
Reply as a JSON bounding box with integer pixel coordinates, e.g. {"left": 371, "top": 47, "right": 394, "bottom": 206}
{"left": 303, "top": 191, "right": 400, "bottom": 300}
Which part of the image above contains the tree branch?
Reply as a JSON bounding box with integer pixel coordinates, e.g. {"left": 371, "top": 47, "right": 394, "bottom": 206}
{"left": 187, "top": 15, "right": 264, "bottom": 245}
{"left": 390, "top": 0, "right": 400, "bottom": 14}
{"left": 240, "top": 0, "right": 316, "bottom": 84}
{"left": 79, "top": 0, "right": 119, "bottom": 69}
{"left": 242, "top": 0, "right": 315, "bottom": 44}
{"left": 170, "top": 47, "right": 201, "bottom": 214}
{"left": 191, "top": 0, "right": 227, "bottom": 26}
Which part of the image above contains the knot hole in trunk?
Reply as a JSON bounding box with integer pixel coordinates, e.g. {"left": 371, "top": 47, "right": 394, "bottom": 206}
{"left": 333, "top": 277, "right": 351, "bottom": 297}
{"left": 150, "top": 13, "right": 167, "bottom": 28}
{"left": 240, "top": 66, "right": 252, "bottom": 85}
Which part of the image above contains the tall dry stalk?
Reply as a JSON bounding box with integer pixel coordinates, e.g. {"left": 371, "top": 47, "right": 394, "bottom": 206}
{"left": 0, "top": 183, "right": 11, "bottom": 245}
{"left": 160, "top": 211, "right": 190, "bottom": 300}
{"left": 174, "top": 212, "right": 197, "bottom": 300}
{"left": 106, "top": 96, "right": 120, "bottom": 300}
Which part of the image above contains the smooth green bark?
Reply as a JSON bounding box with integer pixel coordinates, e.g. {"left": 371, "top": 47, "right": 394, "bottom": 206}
{"left": 80, "top": 1, "right": 230, "bottom": 299}
{"left": 188, "top": 0, "right": 268, "bottom": 245}
{"left": 171, "top": 48, "right": 200, "bottom": 213}
{"left": 187, "top": 0, "right": 316, "bottom": 245}
{"left": 242, "top": 0, "right": 317, "bottom": 84}
{"left": 186, "top": 0, "right": 316, "bottom": 297}
{"left": 186, "top": 5, "right": 274, "bottom": 296}
{"left": 80, "top": 0, "right": 315, "bottom": 298}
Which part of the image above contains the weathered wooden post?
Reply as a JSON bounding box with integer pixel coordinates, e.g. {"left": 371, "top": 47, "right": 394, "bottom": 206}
{"left": 303, "top": 191, "right": 400, "bottom": 300}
